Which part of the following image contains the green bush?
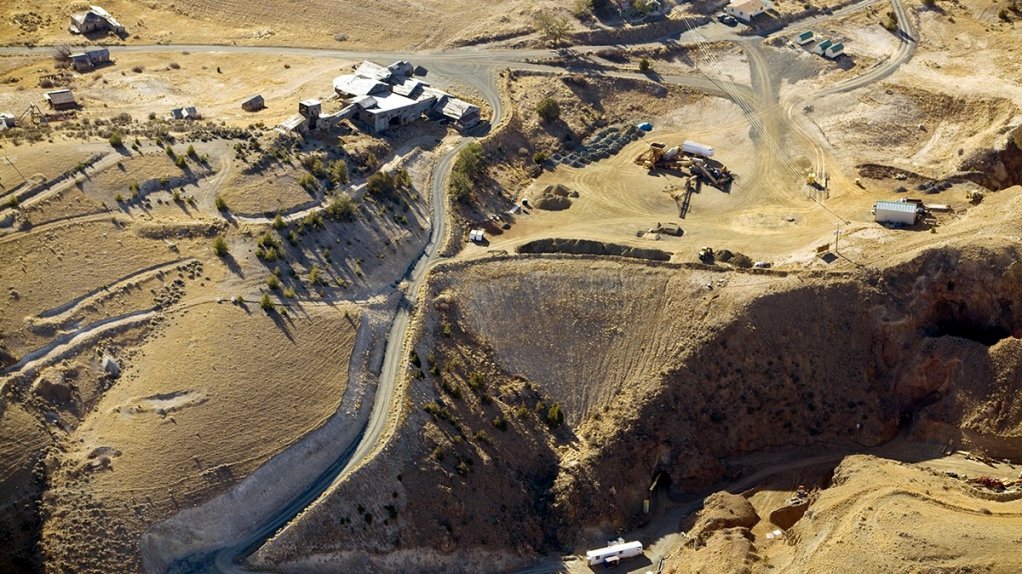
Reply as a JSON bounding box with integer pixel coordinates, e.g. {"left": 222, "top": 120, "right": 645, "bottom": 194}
{"left": 454, "top": 142, "right": 485, "bottom": 177}
{"left": 546, "top": 403, "right": 565, "bottom": 428}
{"left": 448, "top": 170, "right": 473, "bottom": 202}
{"left": 214, "top": 195, "right": 228, "bottom": 211}
{"left": 108, "top": 132, "right": 123, "bottom": 147}
{"left": 259, "top": 293, "right": 274, "bottom": 312}
{"left": 297, "top": 173, "right": 317, "bottom": 192}
{"left": 330, "top": 159, "right": 349, "bottom": 184}
{"left": 212, "top": 235, "right": 228, "bottom": 256}
{"left": 326, "top": 192, "right": 357, "bottom": 220}
{"left": 536, "top": 97, "right": 561, "bottom": 123}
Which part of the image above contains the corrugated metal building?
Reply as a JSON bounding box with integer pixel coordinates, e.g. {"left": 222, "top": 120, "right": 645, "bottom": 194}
{"left": 873, "top": 200, "right": 918, "bottom": 225}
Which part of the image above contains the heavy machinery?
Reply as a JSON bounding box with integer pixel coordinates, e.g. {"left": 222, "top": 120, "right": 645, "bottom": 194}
{"left": 690, "top": 158, "right": 733, "bottom": 189}
{"left": 634, "top": 142, "right": 691, "bottom": 171}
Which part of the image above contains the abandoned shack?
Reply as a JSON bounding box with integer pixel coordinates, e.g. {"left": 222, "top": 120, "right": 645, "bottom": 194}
{"left": 45, "top": 89, "right": 77, "bottom": 110}
{"left": 241, "top": 95, "right": 265, "bottom": 112}
{"left": 69, "top": 6, "right": 125, "bottom": 35}
{"left": 170, "top": 106, "right": 201, "bottom": 120}
{"left": 69, "top": 48, "right": 111, "bottom": 72}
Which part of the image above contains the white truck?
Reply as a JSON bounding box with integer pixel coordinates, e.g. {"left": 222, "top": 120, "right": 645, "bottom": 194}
{"left": 585, "top": 540, "right": 643, "bottom": 566}
{"left": 682, "top": 140, "right": 714, "bottom": 158}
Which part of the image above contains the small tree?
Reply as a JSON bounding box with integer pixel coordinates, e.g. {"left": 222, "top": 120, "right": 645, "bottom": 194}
{"left": 535, "top": 11, "right": 571, "bottom": 46}
{"left": 536, "top": 97, "right": 561, "bottom": 123}
{"left": 212, "top": 235, "right": 228, "bottom": 257}
{"left": 546, "top": 403, "right": 565, "bottom": 428}
{"left": 448, "top": 170, "right": 473, "bottom": 202}
{"left": 454, "top": 142, "right": 485, "bottom": 177}
{"left": 330, "top": 159, "right": 349, "bottom": 184}
{"left": 326, "top": 192, "right": 357, "bottom": 221}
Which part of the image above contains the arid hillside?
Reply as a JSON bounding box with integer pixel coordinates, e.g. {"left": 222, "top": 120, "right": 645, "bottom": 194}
{"left": 248, "top": 185, "right": 1022, "bottom": 574}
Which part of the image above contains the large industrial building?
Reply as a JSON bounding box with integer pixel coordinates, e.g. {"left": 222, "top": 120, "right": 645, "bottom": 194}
{"left": 331, "top": 60, "right": 481, "bottom": 132}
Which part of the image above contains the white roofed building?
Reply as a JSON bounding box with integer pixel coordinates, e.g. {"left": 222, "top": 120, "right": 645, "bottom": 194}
{"left": 725, "top": 0, "right": 770, "bottom": 22}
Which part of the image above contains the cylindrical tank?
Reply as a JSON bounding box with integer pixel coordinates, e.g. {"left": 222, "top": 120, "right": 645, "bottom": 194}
{"left": 682, "top": 140, "right": 714, "bottom": 158}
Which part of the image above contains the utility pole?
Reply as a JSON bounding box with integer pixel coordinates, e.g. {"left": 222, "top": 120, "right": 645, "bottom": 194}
{"left": 4, "top": 156, "right": 26, "bottom": 185}
{"left": 834, "top": 224, "right": 841, "bottom": 254}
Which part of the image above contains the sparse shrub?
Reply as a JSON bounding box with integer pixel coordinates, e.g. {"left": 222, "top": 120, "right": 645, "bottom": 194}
{"left": 467, "top": 372, "right": 484, "bottom": 390}
{"left": 536, "top": 97, "right": 561, "bottom": 123}
{"left": 326, "top": 192, "right": 357, "bottom": 220}
{"left": 259, "top": 293, "right": 274, "bottom": 312}
{"left": 186, "top": 144, "right": 197, "bottom": 158}
{"left": 214, "top": 195, "right": 228, "bottom": 211}
{"left": 330, "top": 159, "right": 349, "bottom": 184}
{"left": 114, "top": 193, "right": 124, "bottom": 202}
{"left": 131, "top": 65, "right": 144, "bottom": 73}
{"left": 212, "top": 235, "right": 228, "bottom": 256}
{"left": 639, "top": 57, "right": 652, "bottom": 72}
{"left": 283, "top": 286, "right": 296, "bottom": 298}
{"left": 272, "top": 213, "right": 285, "bottom": 229}
{"left": 175, "top": 155, "right": 187, "bottom": 168}
{"left": 491, "top": 416, "right": 508, "bottom": 431}
{"left": 533, "top": 151, "right": 548, "bottom": 164}
{"left": 168, "top": 62, "right": 181, "bottom": 70}
{"left": 297, "top": 173, "right": 317, "bottom": 192}
{"left": 546, "top": 403, "right": 564, "bottom": 428}
{"left": 534, "top": 11, "right": 571, "bottom": 45}
{"left": 108, "top": 132, "right": 123, "bottom": 147}
{"left": 308, "top": 264, "right": 320, "bottom": 285}
{"left": 266, "top": 274, "right": 280, "bottom": 290}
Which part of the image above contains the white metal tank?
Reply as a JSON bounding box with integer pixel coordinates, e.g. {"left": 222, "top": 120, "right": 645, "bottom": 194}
{"left": 682, "top": 140, "right": 714, "bottom": 158}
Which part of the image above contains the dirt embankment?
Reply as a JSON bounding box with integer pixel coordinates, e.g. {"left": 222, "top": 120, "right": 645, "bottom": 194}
{"left": 960, "top": 124, "right": 1022, "bottom": 191}
{"left": 257, "top": 236, "right": 1022, "bottom": 572}
{"left": 558, "top": 240, "right": 1022, "bottom": 537}
{"left": 517, "top": 238, "right": 671, "bottom": 261}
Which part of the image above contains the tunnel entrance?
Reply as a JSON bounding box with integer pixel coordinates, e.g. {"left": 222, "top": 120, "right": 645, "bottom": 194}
{"left": 925, "top": 300, "right": 1013, "bottom": 347}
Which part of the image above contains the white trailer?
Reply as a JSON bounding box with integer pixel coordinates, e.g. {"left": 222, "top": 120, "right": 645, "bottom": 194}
{"left": 682, "top": 140, "right": 714, "bottom": 158}
{"left": 585, "top": 540, "right": 643, "bottom": 566}
{"left": 873, "top": 200, "right": 918, "bottom": 225}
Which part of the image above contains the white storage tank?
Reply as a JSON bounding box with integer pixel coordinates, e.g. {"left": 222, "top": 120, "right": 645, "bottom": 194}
{"left": 682, "top": 140, "right": 714, "bottom": 158}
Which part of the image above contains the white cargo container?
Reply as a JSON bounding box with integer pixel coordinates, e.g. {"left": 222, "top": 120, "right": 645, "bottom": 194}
{"left": 585, "top": 540, "right": 643, "bottom": 566}
{"left": 682, "top": 140, "right": 715, "bottom": 158}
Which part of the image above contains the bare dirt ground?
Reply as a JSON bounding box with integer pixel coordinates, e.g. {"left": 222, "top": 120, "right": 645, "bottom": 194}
{"left": 37, "top": 301, "right": 362, "bottom": 573}
{"left": 0, "top": 42, "right": 456, "bottom": 571}
{"left": 4, "top": 1, "right": 1022, "bottom": 573}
